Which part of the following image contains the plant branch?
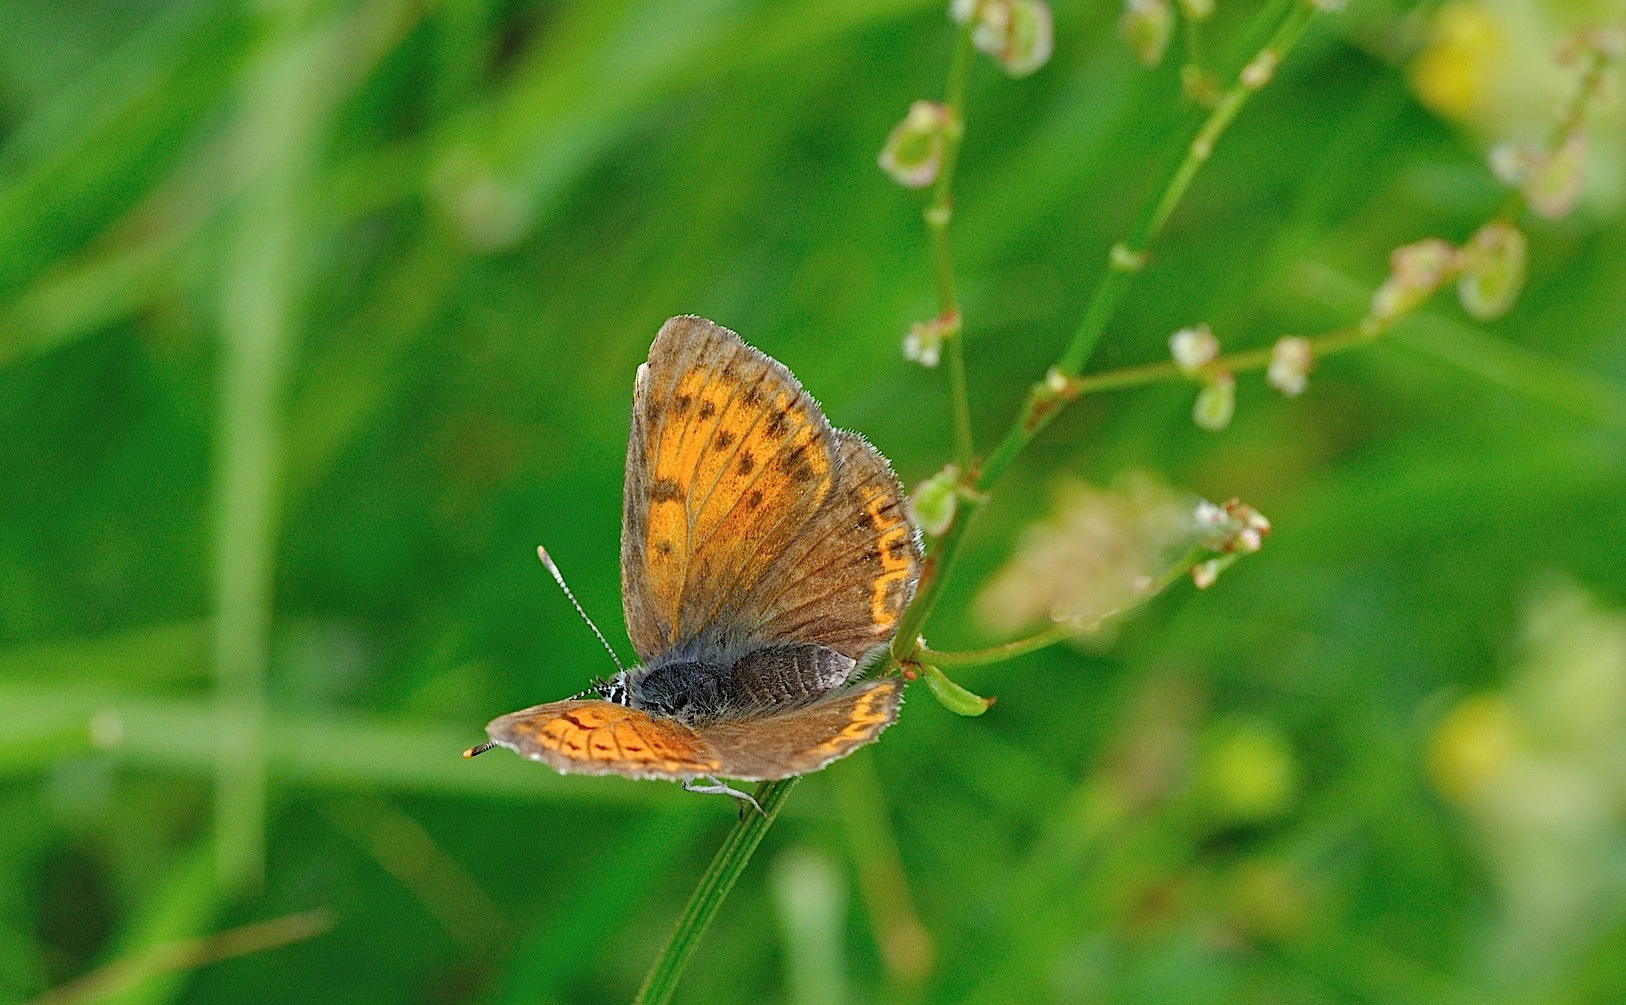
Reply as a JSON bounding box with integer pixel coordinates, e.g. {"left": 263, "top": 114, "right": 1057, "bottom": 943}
{"left": 1056, "top": 319, "right": 1384, "bottom": 398}
{"left": 894, "top": 0, "right": 1319, "bottom": 667}
{"left": 976, "top": 0, "right": 1315, "bottom": 494}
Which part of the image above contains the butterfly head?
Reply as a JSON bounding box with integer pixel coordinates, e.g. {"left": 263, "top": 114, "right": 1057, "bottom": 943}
{"left": 590, "top": 672, "right": 634, "bottom": 707}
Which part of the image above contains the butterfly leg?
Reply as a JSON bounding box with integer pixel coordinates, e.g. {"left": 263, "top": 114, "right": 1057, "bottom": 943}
{"left": 683, "top": 776, "right": 765, "bottom": 817}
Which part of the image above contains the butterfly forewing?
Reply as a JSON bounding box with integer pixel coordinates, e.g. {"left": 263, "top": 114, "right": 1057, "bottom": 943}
{"left": 487, "top": 700, "right": 724, "bottom": 780}
{"left": 621, "top": 316, "right": 842, "bottom": 658}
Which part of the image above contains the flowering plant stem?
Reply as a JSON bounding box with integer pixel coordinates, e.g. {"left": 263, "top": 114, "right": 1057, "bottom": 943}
{"left": 633, "top": 778, "right": 798, "bottom": 1005}
{"left": 893, "top": 0, "right": 1317, "bottom": 667}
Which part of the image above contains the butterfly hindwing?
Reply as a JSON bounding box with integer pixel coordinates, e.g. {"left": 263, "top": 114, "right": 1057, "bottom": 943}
{"left": 692, "top": 677, "right": 903, "bottom": 780}
{"left": 735, "top": 431, "right": 922, "bottom": 660}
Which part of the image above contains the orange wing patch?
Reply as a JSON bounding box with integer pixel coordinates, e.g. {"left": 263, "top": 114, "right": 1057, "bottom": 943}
{"left": 487, "top": 701, "right": 722, "bottom": 780}
{"left": 860, "top": 483, "right": 915, "bottom": 632}
{"left": 803, "top": 680, "right": 897, "bottom": 761}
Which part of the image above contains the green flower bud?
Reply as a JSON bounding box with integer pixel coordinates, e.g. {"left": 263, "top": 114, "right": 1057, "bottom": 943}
{"left": 907, "top": 465, "right": 960, "bottom": 537}
{"left": 1525, "top": 132, "right": 1587, "bottom": 220}
{"left": 920, "top": 662, "right": 995, "bottom": 716}
{"left": 969, "top": 0, "right": 1054, "bottom": 78}
{"left": 1176, "top": 0, "right": 1214, "bottom": 21}
{"left": 1120, "top": 0, "right": 1173, "bottom": 67}
{"left": 1456, "top": 220, "right": 1527, "bottom": 321}
{"left": 878, "top": 101, "right": 957, "bottom": 189}
{"left": 1192, "top": 371, "right": 1235, "bottom": 431}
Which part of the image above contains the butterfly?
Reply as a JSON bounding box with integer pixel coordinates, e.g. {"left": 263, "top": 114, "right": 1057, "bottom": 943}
{"left": 468, "top": 316, "right": 922, "bottom": 803}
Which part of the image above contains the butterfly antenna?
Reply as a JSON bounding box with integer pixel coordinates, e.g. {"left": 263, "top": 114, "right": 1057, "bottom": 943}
{"left": 537, "top": 545, "right": 626, "bottom": 674}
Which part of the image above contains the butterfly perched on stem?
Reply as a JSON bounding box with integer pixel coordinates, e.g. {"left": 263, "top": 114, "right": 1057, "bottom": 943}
{"left": 469, "top": 317, "right": 922, "bottom": 800}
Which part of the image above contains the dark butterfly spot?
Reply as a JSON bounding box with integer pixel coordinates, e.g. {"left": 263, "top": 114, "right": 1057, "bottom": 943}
{"left": 863, "top": 547, "right": 881, "bottom": 561}
{"left": 737, "top": 453, "right": 755, "bottom": 475}
{"left": 742, "top": 385, "right": 763, "bottom": 408}
{"left": 747, "top": 490, "right": 764, "bottom": 509}
{"left": 777, "top": 444, "right": 806, "bottom": 472}
{"left": 698, "top": 400, "right": 716, "bottom": 419}
{"left": 656, "top": 540, "right": 675, "bottom": 555}
{"left": 714, "top": 430, "right": 736, "bottom": 449}
{"left": 673, "top": 394, "right": 692, "bottom": 414}
{"left": 765, "top": 410, "right": 789, "bottom": 438}
{"left": 651, "top": 478, "right": 684, "bottom": 502}
{"left": 887, "top": 543, "right": 910, "bottom": 562}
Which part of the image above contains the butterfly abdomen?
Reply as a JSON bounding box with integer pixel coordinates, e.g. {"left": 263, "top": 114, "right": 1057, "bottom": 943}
{"left": 626, "top": 642, "right": 856, "bottom": 722}
{"left": 727, "top": 644, "right": 855, "bottom": 711}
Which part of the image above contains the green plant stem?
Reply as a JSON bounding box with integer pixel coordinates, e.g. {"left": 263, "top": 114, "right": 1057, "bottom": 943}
{"left": 920, "top": 620, "right": 1082, "bottom": 669}
{"left": 1058, "top": 320, "right": 1384, "bottom": 398}
{"left": 635, "top": 778, "right": 799, "bottom": 1005}
{"left": 893, "top": 0, "right": 1318, "bottom": 668}
{"left": 931, "top": 22, "right": 978, "bottom": 472}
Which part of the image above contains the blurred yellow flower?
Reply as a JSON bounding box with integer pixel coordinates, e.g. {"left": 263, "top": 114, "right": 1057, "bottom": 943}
{"left": 1410, "top": 2, "right": 1507, "bottom": 121}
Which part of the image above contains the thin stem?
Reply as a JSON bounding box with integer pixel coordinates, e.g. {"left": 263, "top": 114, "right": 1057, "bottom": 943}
{"left": 29, "top": 910, "right": 333, "bottom": 1005}
{"left": 635, "top": 779, "right": 799, "bottom": 1005}
{"left": 1058, "top": 320, "right": 1384, "bottom": 399}
{"left": 931, "top": 22, "right": 978, "bottom": 472}
{"left": 830, "top": 753, "right": 934, "bottom": 984}
{"left": 920, "top": 619, "right": 1081, "bottom": 669}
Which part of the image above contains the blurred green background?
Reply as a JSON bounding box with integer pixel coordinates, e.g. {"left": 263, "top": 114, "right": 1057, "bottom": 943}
{"left": 4, "top": 0, "right": 1626, "bottom": 1002}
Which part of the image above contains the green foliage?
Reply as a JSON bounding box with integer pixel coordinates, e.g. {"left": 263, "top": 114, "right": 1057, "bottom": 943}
{"left": 2, "top": 1, "right": 1625, "bottom": 1003}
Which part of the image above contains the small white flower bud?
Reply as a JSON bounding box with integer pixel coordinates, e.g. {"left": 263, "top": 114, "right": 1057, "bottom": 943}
{"left": 879, "top": 101, "right": 957, "bottom": 189}
{"left": 1170, "top": 324, "right": 1220, "bottom": 374}
{"left": 1266, "top": 336, "right": 1313, "bottom": 398}
{"left": 1370, "top": 238, "right": 1457, "bottom": 323}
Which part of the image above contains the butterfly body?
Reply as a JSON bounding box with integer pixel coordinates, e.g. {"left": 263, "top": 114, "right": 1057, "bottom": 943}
{"left": 481, "top": 316, "right": 921, "bottom": 784}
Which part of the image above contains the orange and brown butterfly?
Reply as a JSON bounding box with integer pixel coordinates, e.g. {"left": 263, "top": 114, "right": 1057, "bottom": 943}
{"left": 467, "top": 316, "right": 922, "bottom": 801}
